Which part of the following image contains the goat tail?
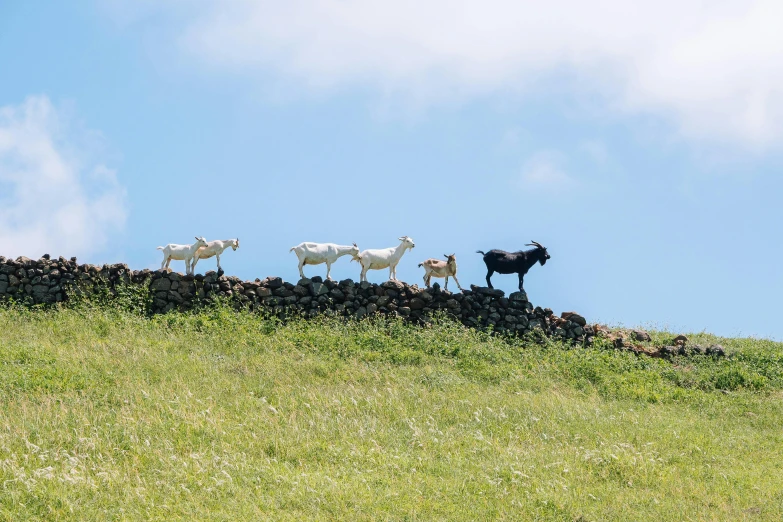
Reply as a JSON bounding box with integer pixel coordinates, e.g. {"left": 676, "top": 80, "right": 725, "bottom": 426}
{"left": 418, "top": 263, "right": 423, "bottom": 268}
{"left": 156, "top": 246, "right": 164, "bottom": 251}
{"left": 476, "top": 250, "right": 485, "bottom": 255}
{"left": 289, "top": 247, "right": 295, "bottom": 253}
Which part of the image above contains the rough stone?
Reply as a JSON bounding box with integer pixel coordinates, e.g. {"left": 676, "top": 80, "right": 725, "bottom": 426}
{"left": 560, "top": 311, "right": 586, "bottom": 326}
{"left": 409, "top": 298, "right": 426, "bottom": 310}
{"left": 509, "top": 291, "right": 528, "bottom": 302}
{"left": 470, "top": 285, "right": 505, "bottom": 298}
{"left": 150, "top": 278, "right": 172, "bottom": 292}
{"left": 262, "top": 276, "right": 284, "bottom": 289}
{"left": 632, "top": 329, "right": 652, "bottom": 342}
{"left": 312, "top": 283, "right": 329, "bottom": 296}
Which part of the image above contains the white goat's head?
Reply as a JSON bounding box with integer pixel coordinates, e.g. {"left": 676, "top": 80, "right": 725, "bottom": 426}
{"left": 398, "top": 236, "right": 415, "bottom": 249}
{"left": 231, "top": 238, "right": 240, "bottom": 251}
{"left": 349, "top": 242, "right": 360, "bottom": 260}
{"left": 194, "top": 236, "right": 208, "bottom": 248}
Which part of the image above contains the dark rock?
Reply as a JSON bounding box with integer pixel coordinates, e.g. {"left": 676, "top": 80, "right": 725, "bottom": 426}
{"left": 706, "top": 344, "right": 725, "bottom": 357}
{"left": 381, "top": 280, "right": 405, "bottom": 291}
{"left": 312, "top": 283, "right": 329, "bottom": 296}
{"left": 509, "top": 291, "right": 528, "bottom": 302}
{"left": 409, "top": 298, "right": 426, "bottom": 310}
{"left": 150, "top": 278, "right": 172, "bottom": 292}
{"left": 273, "top": 287, "right": 294, "bottom": 298}
{"left": 632, "top": 329, "right": 651, "bottom": 342}
{"left": 262, "top": 276, "right": 284, "bottom": 289}
{"left": 673, "top": 334, "right": 688, "bottom": 346}
{"left": 560, "top": 312, "right": 586, "bottom": 327}
{"left": 470, "top": 285, "right": 504, "bottom": 298}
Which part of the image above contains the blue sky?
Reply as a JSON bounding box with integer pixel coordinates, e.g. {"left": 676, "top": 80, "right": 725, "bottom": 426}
{"left": 2, "top": 1, "right": 782, "bottom": 338}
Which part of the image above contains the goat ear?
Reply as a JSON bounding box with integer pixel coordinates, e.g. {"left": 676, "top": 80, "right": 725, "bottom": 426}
{"left": 444, "top": 254, "right": 449, "bottom": 258}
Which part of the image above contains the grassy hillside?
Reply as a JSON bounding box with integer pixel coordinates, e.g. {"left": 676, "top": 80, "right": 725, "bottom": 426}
{"left": 1, "top": 303, "right": 782, "bottom": 521}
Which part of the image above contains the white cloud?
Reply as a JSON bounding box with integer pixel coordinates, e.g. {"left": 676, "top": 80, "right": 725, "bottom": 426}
{"left": 0, "top": 96, "right": 127, "bottom": 259}
{"left": 517, "top": 151, "right": 575, "bottom": 190}
{"left": 122, "top": 0, "right": 783, "bottom": 149}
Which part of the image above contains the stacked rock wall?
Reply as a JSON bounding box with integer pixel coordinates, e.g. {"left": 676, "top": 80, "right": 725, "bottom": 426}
{"left": 0, "top": 255, "right": 592, "bottom": 343}
{"left": 1, "top": 255, "right": 727, "bottom": 357}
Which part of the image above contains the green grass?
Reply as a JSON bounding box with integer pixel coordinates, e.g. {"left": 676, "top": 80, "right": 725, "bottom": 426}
{"left": 1, "top": 302, "right": 782, "bottom": 521}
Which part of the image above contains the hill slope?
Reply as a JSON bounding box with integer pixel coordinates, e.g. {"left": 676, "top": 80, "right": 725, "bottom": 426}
{"left": 1, "top": 305, "right": 782, "bottom": 520}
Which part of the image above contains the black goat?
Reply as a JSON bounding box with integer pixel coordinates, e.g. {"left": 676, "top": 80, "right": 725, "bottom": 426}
{"left": 476, "top": 241, "right": 550, "bottom": 292}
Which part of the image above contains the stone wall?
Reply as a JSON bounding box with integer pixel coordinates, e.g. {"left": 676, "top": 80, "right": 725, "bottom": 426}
{"left": 0, "top": 254, "right": 591, "bottom": 338}
{"left": 0, "top": 254, "right": 724, "bottom": 357}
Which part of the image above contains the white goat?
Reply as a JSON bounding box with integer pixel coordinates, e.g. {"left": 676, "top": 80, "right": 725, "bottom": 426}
{"left": 289, "top": 242, "right": 360, "bottom": 280}
{"left": 419, "top": 253, "right": 462, "bottom": 291}
{"left": 157, "top": 236, "right": 208, "bottom": 275}
{"left": 192, "top": 238, "right": 240, "bottom": 273}
{"left": 355, "top": 236, "right": 415, "bottom": 282}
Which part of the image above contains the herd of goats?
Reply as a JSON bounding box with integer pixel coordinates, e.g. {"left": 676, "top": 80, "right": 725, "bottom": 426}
{"left": 157, "top": 236, "right": 551, "bottom": 292}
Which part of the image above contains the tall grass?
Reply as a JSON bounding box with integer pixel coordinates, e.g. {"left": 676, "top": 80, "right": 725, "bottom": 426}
{"left": 1, "top": 301, "right": 782, "bottom": 520}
